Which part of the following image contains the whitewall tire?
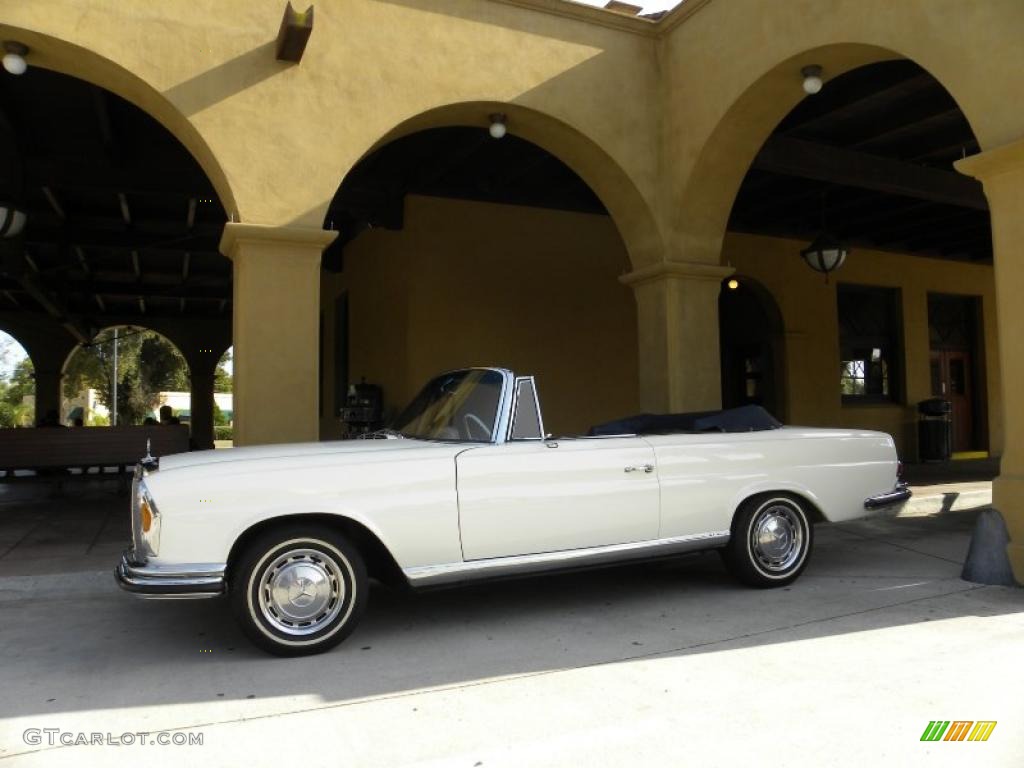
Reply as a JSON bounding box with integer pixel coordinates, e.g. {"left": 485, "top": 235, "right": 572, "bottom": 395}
{"left": 722, "top": 494, "right": 813, "bottom": 587}
{"left": 230, "top": 524, "right": 368, "bottom": 656}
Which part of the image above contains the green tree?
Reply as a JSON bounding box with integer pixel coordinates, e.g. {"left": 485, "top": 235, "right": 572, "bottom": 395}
{"left": 213, "top": 400, "right": 230, "bottom": 426}
{"left": 214, "top": 348, "right": 233, "bottom": 393}
{"left": 0, "top": 357, "right": 35, "bottom": 427}
{"left": 63, "top": 328, "right": 190, "bottom": 425}
{"left": 3, "top": 357, "right": 35, "bottom": 407}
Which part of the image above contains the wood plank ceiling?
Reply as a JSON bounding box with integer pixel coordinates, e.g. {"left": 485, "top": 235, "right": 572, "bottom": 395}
{"left": 0, "top": 66, "right": 229, "bottom": 336}
{"left": 329, "top": 60, "right": 989, "bottom": 267}
{"left": 728, "top": 60, "right": 991, "bottom": 263}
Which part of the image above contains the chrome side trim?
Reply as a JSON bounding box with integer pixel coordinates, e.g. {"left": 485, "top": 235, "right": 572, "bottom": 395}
{"left": 115, "top": 550, "right": 226, "bottom": 599}
{"left": 864, "top": 482, "right": 912, "bottom": 510}
{"left": 403, "top": 531, "right": 730, "bottom": 587}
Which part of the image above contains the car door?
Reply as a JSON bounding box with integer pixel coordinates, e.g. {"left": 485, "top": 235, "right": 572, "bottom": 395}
{"left": 455, "top": 437, "right": 660, "bottom": 561}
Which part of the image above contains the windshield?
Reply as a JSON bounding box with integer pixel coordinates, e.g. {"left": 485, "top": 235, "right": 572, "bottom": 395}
{"left": 391, "top": 369, "right": 505, "bottom": 442}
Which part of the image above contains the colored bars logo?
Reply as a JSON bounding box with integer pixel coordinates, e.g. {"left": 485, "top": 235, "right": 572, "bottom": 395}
{"left": 921, "top": 721, "right": 997, "bottom": 742}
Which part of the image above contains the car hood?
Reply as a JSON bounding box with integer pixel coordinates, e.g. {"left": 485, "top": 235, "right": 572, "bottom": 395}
{"left": 157, "top": 437, "right": 464, "bottom": 472}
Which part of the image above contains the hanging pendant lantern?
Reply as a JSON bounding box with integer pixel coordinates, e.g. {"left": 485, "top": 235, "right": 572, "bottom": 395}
{"left": 801, "top": 190, "right": 849, "bottom": 283}
{"left": 800, "top": 231, "right": 848, "bottom": 281}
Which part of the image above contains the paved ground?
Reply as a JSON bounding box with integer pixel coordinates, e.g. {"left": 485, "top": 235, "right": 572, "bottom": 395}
{"left": 0, "top": 479, "right": 1021, "bottom": 766}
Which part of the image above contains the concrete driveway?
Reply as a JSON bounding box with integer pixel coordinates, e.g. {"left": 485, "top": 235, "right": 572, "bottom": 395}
{"left": 0, "top": 481, "right": 1021, "bottom": 766}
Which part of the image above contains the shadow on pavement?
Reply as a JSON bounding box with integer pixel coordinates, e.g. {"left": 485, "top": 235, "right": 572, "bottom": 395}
{"left": 1, "top": 502, "right": 1021, "bottom": 723}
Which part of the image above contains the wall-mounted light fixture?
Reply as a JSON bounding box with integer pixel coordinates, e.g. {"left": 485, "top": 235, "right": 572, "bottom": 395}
{"left": 489, "top": 113, "right": 508, "bottom": 140}
{"left": 2, "top": 41, "right": 28, "bottom": 76}
{"left": 275, "top": 3, "right": 313, "bottom": 63}
{"left": 0, "top": 205, "right": 26, "bottom": 237}
{"left": 801, "top": 65, "right": 823, "bottom": 95}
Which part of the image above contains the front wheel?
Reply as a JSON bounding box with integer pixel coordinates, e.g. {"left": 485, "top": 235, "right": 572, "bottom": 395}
{"left": 721, "top": 494, "right": 813, "bottom": 587}
{"left": 230, "top": 524, "right": 368, "bottom": 656}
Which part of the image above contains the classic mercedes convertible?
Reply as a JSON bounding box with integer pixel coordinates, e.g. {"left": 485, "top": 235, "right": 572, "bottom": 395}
{"left": 117, "top": 367, "right": 910, "bottom": 655}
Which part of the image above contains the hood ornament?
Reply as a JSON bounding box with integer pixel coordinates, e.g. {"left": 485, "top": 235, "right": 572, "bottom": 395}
{"left": 140, "top": 437, "right": 159, "bottom": 471}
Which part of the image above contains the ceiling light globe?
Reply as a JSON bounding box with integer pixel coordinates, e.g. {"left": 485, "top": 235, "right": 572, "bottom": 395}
{"left": 488, "top": 120, "right": 507, "bottom": 140}
{"left": 802, "top": 74, "right": 822, "bottom": 95}
{"left": 2, "top": 52, "right": 26, "bottom": 76}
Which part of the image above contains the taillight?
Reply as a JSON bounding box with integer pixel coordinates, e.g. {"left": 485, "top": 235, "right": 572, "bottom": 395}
{"left": 897, "top": 460, "right": 905, "bottom": 481}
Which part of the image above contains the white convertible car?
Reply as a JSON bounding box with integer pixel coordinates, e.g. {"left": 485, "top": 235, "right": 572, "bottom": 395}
{"left": 117, "top": 367, "right": 910, "bottom": 655}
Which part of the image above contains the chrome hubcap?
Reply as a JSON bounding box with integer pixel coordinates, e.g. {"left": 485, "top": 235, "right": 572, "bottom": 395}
{"left": 751, "top": 504, "right": 804, "bottom": 572}
{"left": 258, "top": 548, "right": 346, "bottom": 636}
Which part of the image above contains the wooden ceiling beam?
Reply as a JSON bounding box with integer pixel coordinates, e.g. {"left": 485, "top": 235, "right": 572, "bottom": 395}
{"left": 24, "top": 229, "right": 220, "bottom": 255}
{"left": 850, "top": 107, "right": 963, "bottom": 152}
{"left": 91, "top": 86, "right": 115, "bottom": 149}
{"left": 26, "top": 157, "right": 215, "bottom": 198}
{"left": 752, "top": 136, "right": 988, "bottom": 210}
{"left": 0, "top": 277, "right": 230, "bottom": 301}
{"left": 118, "top": 192, "right": 132, "bottom": 225}
{"left": 783, "top": 73, "right": 936, "bottom": 137}
{"left": 41, "top": 186, "right": 66, "bottom": 219}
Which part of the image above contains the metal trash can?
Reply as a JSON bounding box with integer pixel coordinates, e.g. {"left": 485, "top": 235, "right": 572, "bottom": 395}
{"left": 917, "top": 398, "right": 952, "bottom": 462}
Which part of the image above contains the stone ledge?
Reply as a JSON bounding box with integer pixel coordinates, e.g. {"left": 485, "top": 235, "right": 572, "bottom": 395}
{"left": 619, "top": 261, "right": 734, "bottom": 287}
{"left": 219, "top": 222, "right": 338, "bottom": 259}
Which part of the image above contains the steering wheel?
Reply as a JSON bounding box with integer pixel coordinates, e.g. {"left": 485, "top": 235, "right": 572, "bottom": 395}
{"left": 462, "top": 413, "right": 491, "bottom": 441}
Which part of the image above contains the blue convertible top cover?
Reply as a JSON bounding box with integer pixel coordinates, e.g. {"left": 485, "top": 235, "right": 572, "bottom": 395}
{"left": 588, "top": 405, "right": 782, "bottom": 436}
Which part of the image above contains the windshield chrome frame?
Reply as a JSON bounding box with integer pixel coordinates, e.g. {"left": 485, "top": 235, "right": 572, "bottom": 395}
{"left": 488, "top": 368, "right": 516, "bottom": 444}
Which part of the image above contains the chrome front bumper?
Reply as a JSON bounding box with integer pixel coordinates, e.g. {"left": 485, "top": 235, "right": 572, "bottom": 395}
{"left": 864, "top": 482, "right": 912, "bottom": 510}
{"left": 115, "top": 550, "right": 226, "bottom": 599}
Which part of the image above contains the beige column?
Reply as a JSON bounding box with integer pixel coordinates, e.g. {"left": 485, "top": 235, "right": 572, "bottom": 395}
{"left": 620, "top": 261, "right": 734, "bottom": 413}
{"left": 220, "top": 223, "right": 337, "bottom": 446}
{"left": 957, "top": 138, "right": 1024, "bottom": 582}
{"left": 186, "top": 355, "right": 217, "bottom": 450}
{"left": 32, "top": 369, "right": 63, "bottom": 425}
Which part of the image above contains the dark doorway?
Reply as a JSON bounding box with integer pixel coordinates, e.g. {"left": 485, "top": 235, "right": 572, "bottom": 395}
{"left": 719, "top": 277, "right": 784, "bottom": 418}
{"left": 928, "top": 293, "right": 986, "bottom": 453}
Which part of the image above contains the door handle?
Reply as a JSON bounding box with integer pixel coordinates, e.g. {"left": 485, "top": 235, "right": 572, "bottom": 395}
{"left": 625, "top": 464, "right": 654, "bottom": 474}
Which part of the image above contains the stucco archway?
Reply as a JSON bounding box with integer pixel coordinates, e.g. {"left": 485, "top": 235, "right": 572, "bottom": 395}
{"left": 61, "top": 326, "right": 191, "bottom": 427}
{"left": 318, "top": 104, "right": 651, "bottom": 436}
{"left": 675, "top": 45, "right": 916, "bottom": 265}
{"left": 0, "top": 24, "right": 238, "bottom": 218}
{"left": 336, "top": 101, "right": 663, "bottom": 270}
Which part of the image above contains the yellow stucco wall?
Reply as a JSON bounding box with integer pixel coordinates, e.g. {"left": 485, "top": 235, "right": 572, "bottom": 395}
{"left": 320, "top": 195, "right": 638, "bottom": 438}
{"left": 661, "top": 0, "right": 1024, "bottom": 266}
{"left": 724, "top": 233, "right": 1001, "bottom": 459}
{"left": 9, "top": 0, "right": 1024, "bottom": 436}
{"left": 0, "top": 0, "right": 665, "bottom": 264}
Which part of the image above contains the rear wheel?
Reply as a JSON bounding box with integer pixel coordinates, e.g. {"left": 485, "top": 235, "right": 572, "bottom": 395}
{"left": 722, "top": 494, "right": 813, "bottom": 587}
{"left": 230, "top": 524, "right": 367, "bottom": 656}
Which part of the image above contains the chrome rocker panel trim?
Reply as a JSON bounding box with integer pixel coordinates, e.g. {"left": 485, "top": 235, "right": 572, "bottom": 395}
{"left": 403, "top": 530, "right": 731, "bottom": 587}
{"left": 864, "top": 482, "right": 912, "bottom": 510}
{"left": 115, "top": 550, "right": 226, "bottom": 599}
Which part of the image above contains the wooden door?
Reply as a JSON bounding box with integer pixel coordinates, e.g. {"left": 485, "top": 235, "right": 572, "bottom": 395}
{"left": 930, "top": 349, "right": 974, "bottom": 453}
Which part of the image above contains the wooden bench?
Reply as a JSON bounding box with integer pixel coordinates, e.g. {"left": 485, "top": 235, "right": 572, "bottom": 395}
{"left": 0, "top": 425, "right": 191, "bottom": 479}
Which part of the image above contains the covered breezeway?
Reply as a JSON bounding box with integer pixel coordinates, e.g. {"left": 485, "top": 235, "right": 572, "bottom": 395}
{"left": 0, "top": 64, "right": 231, "bottom": 468}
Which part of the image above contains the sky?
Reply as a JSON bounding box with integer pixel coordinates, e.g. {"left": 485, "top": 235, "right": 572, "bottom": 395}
{"left": 573, "top": 0, "right": 683, "bottom": 14}
{"left": 0, "top": 331, "right": 27, "bottom": 378}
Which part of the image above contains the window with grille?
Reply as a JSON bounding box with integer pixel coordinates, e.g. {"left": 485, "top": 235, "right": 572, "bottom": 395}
{"left": 837, "top": 285, "right": 903, "bottom": 404}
